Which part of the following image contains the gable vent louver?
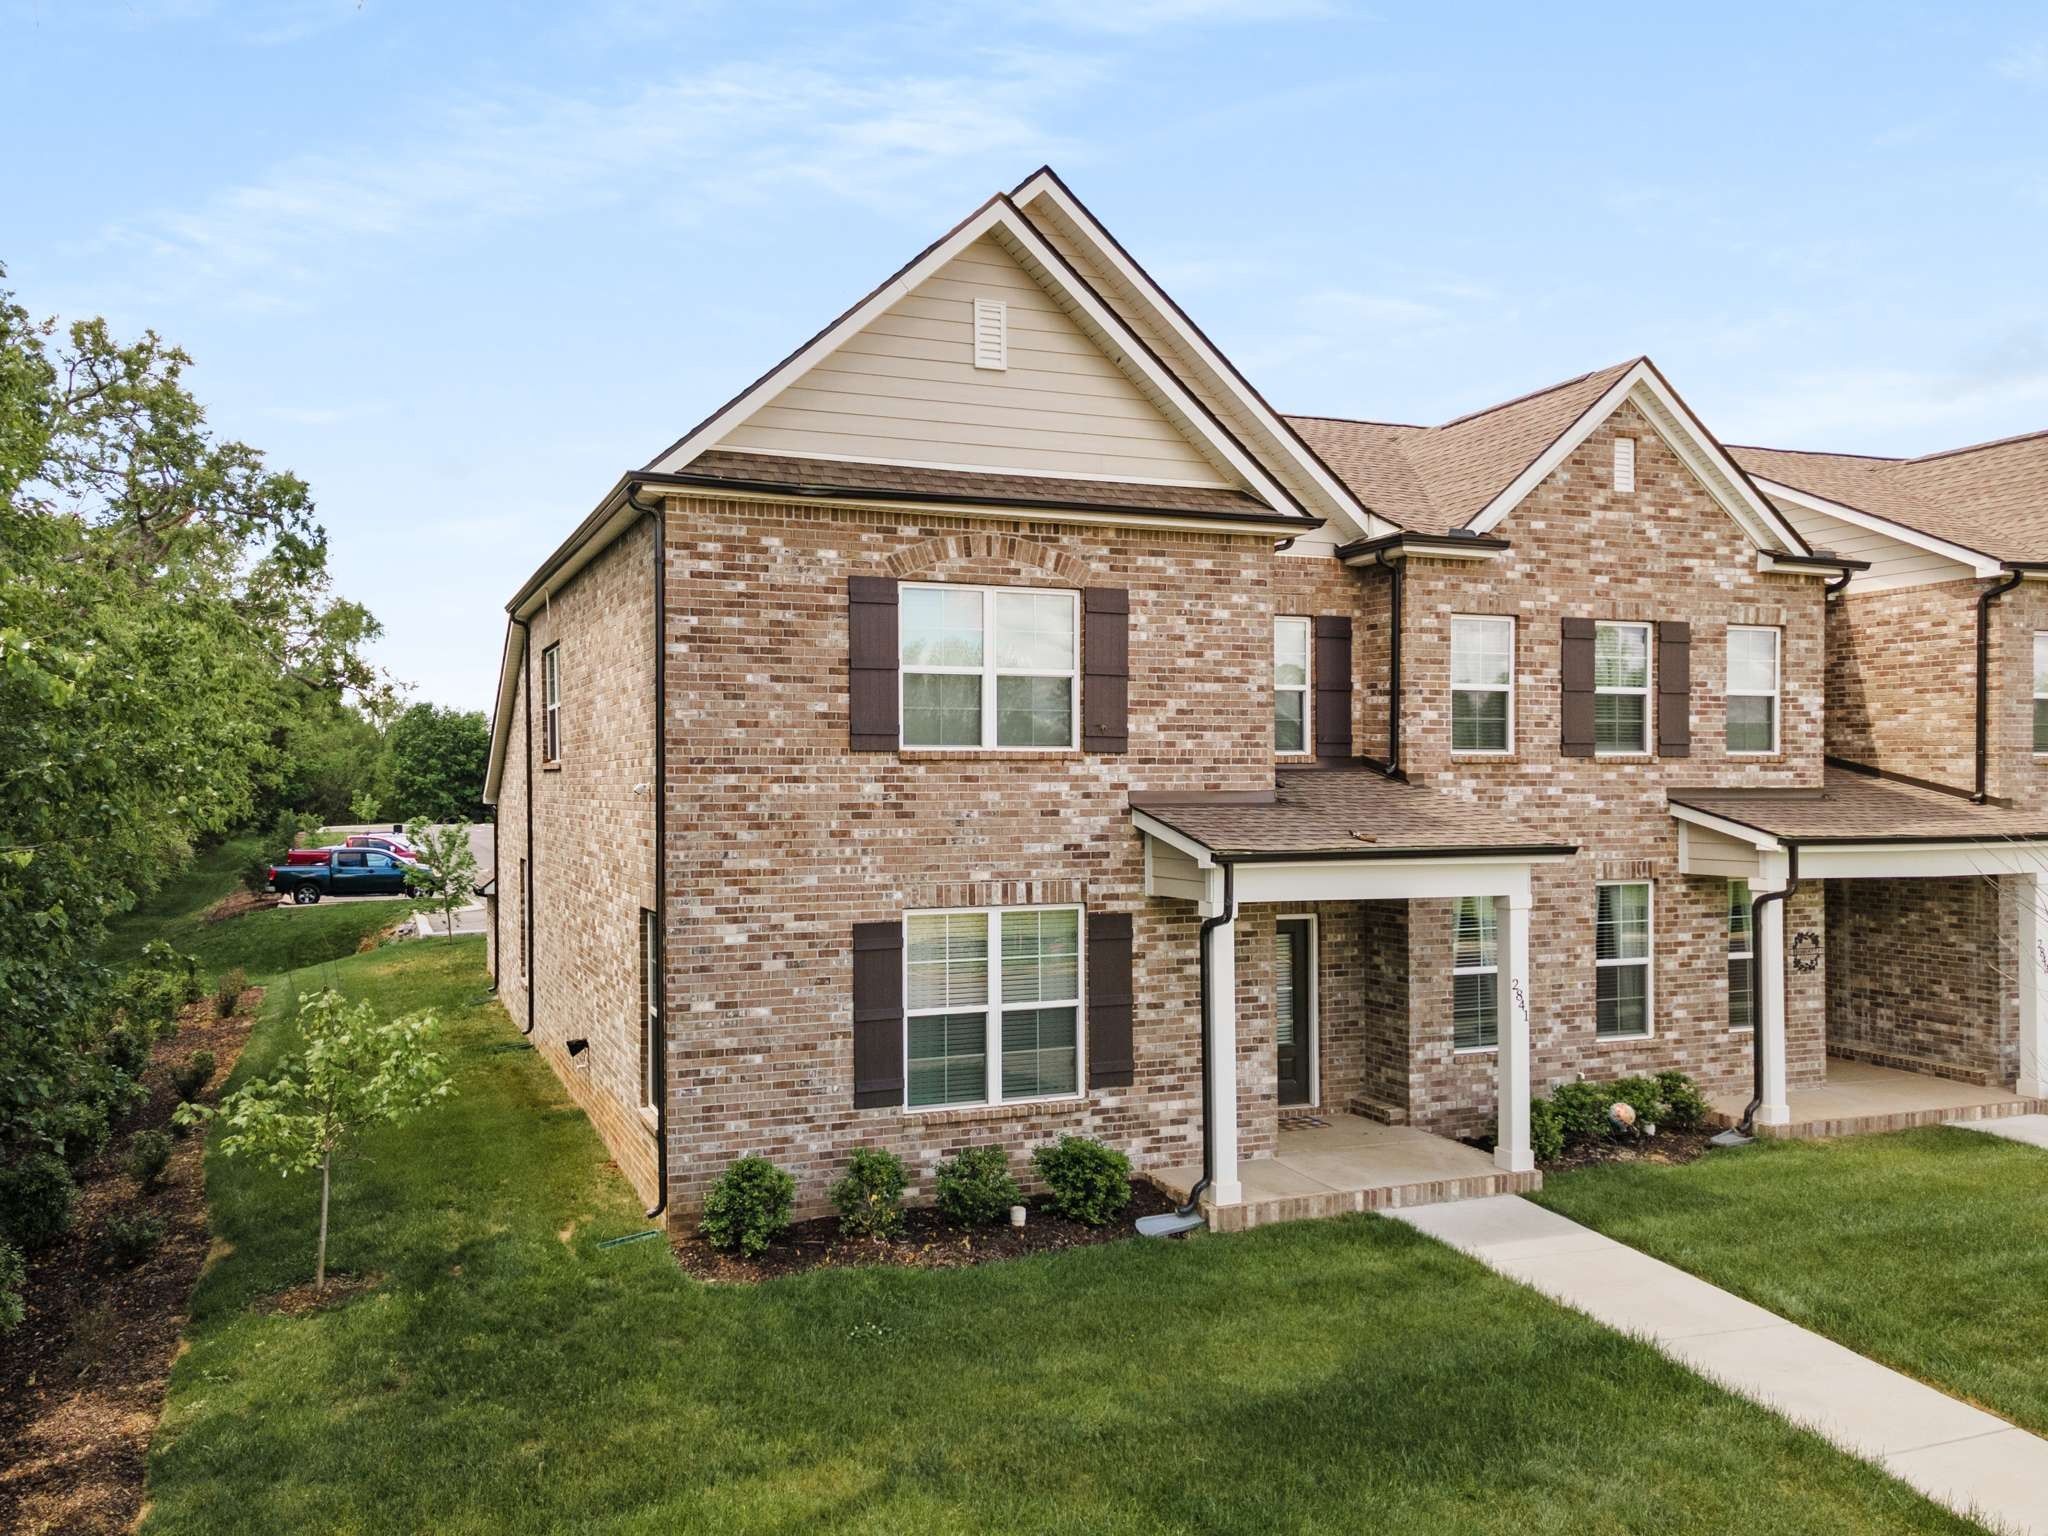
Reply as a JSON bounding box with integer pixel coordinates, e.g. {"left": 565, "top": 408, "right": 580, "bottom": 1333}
{"left": 972, "top": 298, "right": 1008, "bottom": 371}
{"left": 1614, "top": 436, "right": 1636, "bottom": 494}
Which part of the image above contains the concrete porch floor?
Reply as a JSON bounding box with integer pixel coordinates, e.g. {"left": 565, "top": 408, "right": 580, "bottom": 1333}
{"left": 1153, "top": 1115, "right": 1541, "bottom": 1234}
{"left": 1710, "top": 1057, "right": 2048, "bottom": 1139}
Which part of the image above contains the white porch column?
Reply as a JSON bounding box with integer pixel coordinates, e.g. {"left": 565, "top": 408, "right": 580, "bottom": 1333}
{"left": 1755, "top": 859, "right": 1792, "bottom": 1127}
{"left": 1203, "top": 867, "right": 1242, "bottom": 1208}
{"left": 2016, "top": 874, "right": 2048, "bottom": 1098}
{"left": 1494, "top": 890, "right": 1534, "bottom": 1174}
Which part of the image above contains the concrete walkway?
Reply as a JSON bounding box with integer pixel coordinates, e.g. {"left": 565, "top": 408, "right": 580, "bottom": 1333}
{"left": 1949, "top": 1112, "right": 2048, "bottom": 1151}
{"left": 1394, "top": 1195, "right": 2048, "bottom": 1535}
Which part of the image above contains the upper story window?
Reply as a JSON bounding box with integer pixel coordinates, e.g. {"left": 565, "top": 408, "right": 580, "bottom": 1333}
{"left": 905, "top": 905, "right": 1081, "bottom": 1108}
{"left": 1726, "top": 626, "right": 1780, "bottom": 754}
{"left": 899, "top": 584, "right": 1077, "bottom": 750}
{"left": 1451, "top": 616, "right": 1514, "bottom": 753}
{"left": 2034, "top": 634, "right": 2048, "bottom": 753}
{"left": 1595, "top": 881, "right": 1652, "bottom": 1038}
{"left": 541, "top": 644, "right": 562, "bottom": 762}
{"left": 1594, "top": 621, "right": 1651, "bottom": 755}
{"left": 1274, "top": 616, "right": 1311, "bottom": 754}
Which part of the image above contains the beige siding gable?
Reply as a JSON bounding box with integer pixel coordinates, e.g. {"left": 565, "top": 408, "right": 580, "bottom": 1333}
{"left": 718, "top": 235, "right": 1236, "bottom": 485}
{"left": 1773, "top": 497, "right": 1976, "bottom": 592}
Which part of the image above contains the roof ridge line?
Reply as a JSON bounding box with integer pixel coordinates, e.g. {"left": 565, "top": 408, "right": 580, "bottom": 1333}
{"left": 1436, "top": 356, "right": 1643, "bottom": 430}
{"left": 1283, "top": 410, "right": 1431, "bottom": 430}
{"left": 1901, "top": 424, "right": 2048, "bottom": 466}
{"left": 1727, "top": 442, "right": 1903, "bottom": 465}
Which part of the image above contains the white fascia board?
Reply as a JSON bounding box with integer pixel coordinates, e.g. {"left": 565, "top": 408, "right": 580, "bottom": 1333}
{"left": 1232, "top": 856, "right": 1554, "bottom": 906}
{"left": 665, "top": 482, "right": 1310, "bottom": 538}
{"left": 1341, "top": 542, "right": 1507, "bottom": 566}
{"left": 1133, "top": 812, "right": 1218, "bottom": 868}
{"left": 1752, "top": 477, "right": 2002, "bottom": 577}
{"left": 1012, "top": 170, "right": 1379, "bottom": 543}
{"left": 1668, "top": 801, "right": 1785, "bottom": 851}
{"left": 1465, "top": 363, "right": 1806, "bottom": 556}
{"left": 482, "top": 620, "right": 526, "bottom": 806}
{"left": 1796, "top": 840, "right": 2048, "bottom": 880}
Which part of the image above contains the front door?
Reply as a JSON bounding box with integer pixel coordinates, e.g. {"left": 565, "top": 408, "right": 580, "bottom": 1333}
{"left": 1275, "top": 918, "right": 1314, "bottom": 1107}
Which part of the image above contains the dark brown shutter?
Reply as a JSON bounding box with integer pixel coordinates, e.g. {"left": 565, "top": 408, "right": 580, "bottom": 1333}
{"left": 850, "top": 920, "right": 904, "bottom": 1107}
{"left": 1082, "top": 588, "right": 1129, "bottom": 753}
{"left": 1086, "top": 911, "right": 1134, "bottom": 1088}
{"left": 847, "top": 576, "right": 899, "bottom": 751}
{"left": 1657, "top": 620, "right": 1692, "bottom": 758}
{"left": 1560, "top": 617, "right": 1597, "bottom": 758}
{"left": 1313, "top": 615, "right": 1353, "bottom": 759}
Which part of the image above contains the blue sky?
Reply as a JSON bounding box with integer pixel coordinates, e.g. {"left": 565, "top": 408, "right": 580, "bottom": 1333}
{"left": 6, "top": 1, "right": 2046, "bottom": 710}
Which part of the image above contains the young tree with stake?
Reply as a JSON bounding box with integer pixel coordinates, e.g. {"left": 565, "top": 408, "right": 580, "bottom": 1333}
{"left": 403, "top": 817, "right": 478, "bottom": 939}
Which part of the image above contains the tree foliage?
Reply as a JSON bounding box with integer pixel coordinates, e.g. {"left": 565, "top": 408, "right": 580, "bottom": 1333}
{"left": 387, "top": 702, "right": 489, "bottom": 823}
{"left": 402, "top": 817, "right": 479, "bottom": 938}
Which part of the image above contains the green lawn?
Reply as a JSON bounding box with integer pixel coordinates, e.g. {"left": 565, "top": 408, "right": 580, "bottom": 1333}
{"left": 124, "top": 924, "right": 1983, "bottom": 1533}
{"left": 1536, "top": 1128, "right": 2048, "bottom": 1439}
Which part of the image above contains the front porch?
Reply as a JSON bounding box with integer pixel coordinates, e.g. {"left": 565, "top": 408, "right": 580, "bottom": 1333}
{"left": 1709, "top": 1056, "right": 2048, "bottom": 1139}
{"left": 1154, "top": 1114, "right": 1541, "bottom": 1233}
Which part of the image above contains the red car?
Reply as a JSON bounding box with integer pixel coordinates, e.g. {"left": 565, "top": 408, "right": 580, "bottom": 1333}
{"left": 346, "top": 833, "right": 417, "bottom": 859}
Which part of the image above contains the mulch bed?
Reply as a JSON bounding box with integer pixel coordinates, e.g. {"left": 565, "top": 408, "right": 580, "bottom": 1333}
{"left": 202, "top": 888, "right": 278, "bottom": 923}
{"left": 1464, "top": 1126, "right": 1722, "bottom": 1173}
{"left": 673, "top": 1180, "right": 1181, "bottom": 1282}
{"left": 0, "top": 989, "right": 260, "bottom": 1536}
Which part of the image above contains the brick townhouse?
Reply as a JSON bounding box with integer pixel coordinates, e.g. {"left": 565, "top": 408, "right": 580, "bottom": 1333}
{"left": 482, "top": 168, "right": 2048, "bottom": 1228}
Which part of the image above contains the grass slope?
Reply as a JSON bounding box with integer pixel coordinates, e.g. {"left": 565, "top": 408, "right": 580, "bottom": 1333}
{"left": 1536, "top": 1129, "right": 2048, "bottom": 1439}
{"left": 140, "top": 937, "right": 1976, "bottom": 1534}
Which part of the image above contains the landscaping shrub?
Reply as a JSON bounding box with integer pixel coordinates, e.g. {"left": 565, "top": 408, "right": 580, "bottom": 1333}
{"left": 172, "top": 1049, "right": 216, "bottom": 1104}
{"left": 933, "top": 1145, "right": 1020, "bottom": 1227}
{"left": 1656, "top": 1069, "right": 1712, "bottom": 1131}
{"left": 102, "top": 1211, "right": 166, "bottom": 1265}
{"left": 1607, "top": 1075, "right": 1665, "bottom": 1130}
{"left": 1530, "top": 1098, "right": 1565, "bottom": 1163}
{"left": 214, "top": 966, "right": 247, "bottom": 1017}
{"left": 1032, "top": 1136, "right": 1131, "bottom": 1227}
{"left": 124, "top": 1130, "right": 174, "bottom": 1190}
{"left": 828, "top": 1147, "right": 906, "bottom": 1239}
{"left": 0, "top": 1151, "right": 79, "bottom": 1249}
{"left": 0, "top": 1238, "right": 22, "bottom": 1334}
{"left": 699, "top": 1156, "right": 795, "bottom": 1257}
{"left": 103, "top": 1019, "right": 154, "bottom": 1080}
{"left": 1548, "top": 1080, "right": 1613, "bottom": 1144}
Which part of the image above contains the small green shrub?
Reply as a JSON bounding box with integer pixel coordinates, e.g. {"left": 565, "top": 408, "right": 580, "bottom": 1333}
{"left": 172, "top": 1050, "right": 216, "bottom": 1103}
{"left": 933, "top": 1146, "right": 1020, "bottom": 1227}
{"left": 1530, "top": 1098, "right": 1565, "bottom": 1163}
{"left": 214, "top": 967, "right": 247, "bottom": 1018}
{"left": 102, "top": 1211, "right": 166, "bottom": 1266}
{"left": 1606, "top": 1075, "right": 1664, "bottom": 1131}
{"left": 1656, "top": 1069, "right": 1712, "bottom": 1131}
{"left": 699, "top": 1156, "right": 795, "bottom": 1257}
{"left": 0, "top": 1239, "right": 23, "bottom": 1334}
{"left": 103, "top": 1020, "right": 154, "bottom": 1080}
{"left": 123, "top": 1130, "right": 174, "bottom": 1190}
{"left": 0, "top": 1152, "right": 79, "bottom": 1250}
{"left": 135, "top": 939, "right": 206, "bottom": 1006}
{"left": 1548, "top": 1080, "right": 1613, "bottom": 1144}
{"left": 828, "top": 1147, "right": 907, "bottom": 1239}
{"left": 1032, "top": 1136, "right": 1131, "bottom": 1227}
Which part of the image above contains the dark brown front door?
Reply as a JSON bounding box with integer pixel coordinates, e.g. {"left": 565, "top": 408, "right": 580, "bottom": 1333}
{"left": 1275, "top": 918, "right": 1313, "bottom": 1107}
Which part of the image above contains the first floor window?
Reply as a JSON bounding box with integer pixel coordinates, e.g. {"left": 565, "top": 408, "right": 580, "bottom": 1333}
{"left": 900, "top": 584, "right": 1078, "bottom": 749}
{"left": 1595, "top": 882, "right": 1652, "bottom": 1037}
{"left": 2035, "top": 633, "right": 2048, "bottom": 752}
{"left": 1451, "top": 616, "right": 1514, "bottom": 752}
{"left": 1594, "top": 621, "right": 1650, "bottom": 754}
{"left": 1727, "top": 880, "right": 1752, "bottom": 1031}
{"left": 1451, "top": 895, "right": 1498, "bottom": 1050}
{"left": 1274, "top": 616, "right": 1310, "bottom": 753}
{"left": 906, "top": 906, "right": 1081, "bottom": 1107}
{"left": 517, "top": 859, "right": 528, "bottom": 982}
{"left": 1727, "top": 626, "right": 1780, "bottom": 754}
{"left": 639, "top": 909, "right": 661, "bottom": 1106}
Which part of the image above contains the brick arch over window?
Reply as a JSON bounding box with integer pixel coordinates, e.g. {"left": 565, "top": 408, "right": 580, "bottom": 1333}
{"left": 881, "top": 532, "right": 1091, "bottom": 588}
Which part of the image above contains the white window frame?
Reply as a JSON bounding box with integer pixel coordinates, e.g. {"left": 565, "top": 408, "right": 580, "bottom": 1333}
{"left": 1594, "top": 621, "right": 1652, "bottom": 756}
{"left": 1450, "top": 615, "right": 1515, "bottom": 756}
{"left": 639, "top": 909, "right": 661, "bottom": 1109}
{"left": 898, "top": 583, "right": 1079, "bottom": 751}
{"left": 1275, "top": 911, "right": 1320, "bottom": 1105}
{"left": 2033, "top": 633, "right": 2048, "bottom": 755}
{"left": 902, "top": 903, "right": 1086, "bottom": 1111}
{"left": 1726, "top": 625, "right": 1781, "bottom": 756}
{"left": 541, "top": 643, "right": 562, "bottom": 763}
{"left": 1727, "top": 880, "right": 1753, "bottom": 1034}
{"left": 1451, "top": 895, "right": 1499, "bottom": 1054}
{"left": 1594, "top": 879, "right": 1654, "bottom": 1040}
{"left": 1274, "top": 615, "right": 1312, "bottom": 756}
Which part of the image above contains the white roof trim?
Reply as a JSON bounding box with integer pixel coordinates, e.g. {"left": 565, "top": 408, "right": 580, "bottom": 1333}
{"left": 1752, "top": 476, "right": 2001, "bottom": 578}
{"left": 1133, "top": 810, "right": 1217, "bottom": 867}
{"left": 1668, "top": 801, "right": 1784, "bottom": 851}
{"left": 1012, "top": 169, "right": 1382, "bottom": 543}
{"left": 648, "top": 194, "right": 1310, "bottom": 524}
{"left": 1464, "top": 361, "right": 1807, "bottom": 555}
{"left": 717, "top": 443, "right": 1234, "bottom": 490}
{"left": 482, "top": 620, "right": 525, "bottom": 806}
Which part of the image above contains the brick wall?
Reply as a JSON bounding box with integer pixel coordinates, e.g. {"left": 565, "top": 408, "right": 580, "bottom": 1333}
{"left": 1826, "top": 578, "right": 1979, "bottom": 789}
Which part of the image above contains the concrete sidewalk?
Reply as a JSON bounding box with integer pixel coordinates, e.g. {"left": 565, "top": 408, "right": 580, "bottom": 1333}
{"left": 1394, "top": 1195, "right": 2048, "bottom": 1535}
{"left": 1949, "top": 1113, "right": 2048, "bottom": 1151}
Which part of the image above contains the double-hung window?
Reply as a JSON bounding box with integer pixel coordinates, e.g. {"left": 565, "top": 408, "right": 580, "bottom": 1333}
{"left": 2034, "top": 634, "right": 2048, "bottom": 752}
{"left": 1274, "top": 617, "right": 1311, "bottom": 754}
{"left": 905, "top": 906, "right": 1081, "bottom": 1108}
{"left": 639, "top": 909, "right": 660, "bottom": 1107}
{"left": 1594, "top": 621, "right": 1651, "bottom": 754}
{"left": 1451, "top": 896, "right": 1498, "bottom": 1050}
{"left": 1727, "top": 626, "right": 1780, "bottom": 754}
{"left": 1595, "top": 881, "right": 1652, "bottom": 1038}
{"left": 900, "top": 584, "right": 1077, "bottom": 749}
{"left": 1451, "top": 616, "right": 1514, "bottom": 752}
{"left": 541, "top": 644, "right": 562, "bottom": 762}
{"left": 1726, "top": 880, "right": 1753, "bottom": 1032}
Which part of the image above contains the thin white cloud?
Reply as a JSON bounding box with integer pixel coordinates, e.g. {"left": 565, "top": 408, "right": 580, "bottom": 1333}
{"left": 1022, "top": 0, "right": 1335, "bottom": 34}
{"left": 1723, "top": 360, "right": 2048, "bottom": 452}
{"left": 1996, "top": 41, "right": 2048, "bottom": 82}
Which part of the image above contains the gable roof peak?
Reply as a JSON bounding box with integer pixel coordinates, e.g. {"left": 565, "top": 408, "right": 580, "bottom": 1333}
{"left": 1438, "top": 356, "right": 1647, "bottom": 430}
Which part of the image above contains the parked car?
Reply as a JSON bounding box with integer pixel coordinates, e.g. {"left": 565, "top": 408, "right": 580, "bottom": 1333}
{"left": 268, "top": 847, "right": 418, "bottom": 904}
{"left": 346, "top": 832, "right": 417, "bottom": 859}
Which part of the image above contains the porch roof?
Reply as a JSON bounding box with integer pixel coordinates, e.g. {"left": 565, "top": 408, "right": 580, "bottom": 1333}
{"left": 1130, "top": 764, "right": 1577, "bottom": 861}
{"left": 1668, "top": 765, "right": 2048, "bottom": 846}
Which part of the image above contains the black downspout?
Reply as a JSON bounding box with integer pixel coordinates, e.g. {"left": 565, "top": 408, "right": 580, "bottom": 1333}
{"left": 1974, "top": 570, "right": 2024, "bottom": 803}
{"left": 625, "top": 484, "right": 670, "bottom": 1222}
{"left": 1375, "top": 549, "right": 1404, "bottom": 776}
{"left": 513, "top": 614, "right": 536, "bottom": 1037}
{"left": 1178, "top": 860, "right": 1237, "bottom": 1218}
{"left": 1735, "top": 844, "right": 1800, "bottom": 1137}
{"left": 1823, "top": 570, "right": 1852, "bottom": 600}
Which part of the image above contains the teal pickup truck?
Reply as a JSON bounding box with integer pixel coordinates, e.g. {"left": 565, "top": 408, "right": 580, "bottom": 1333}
{"left": 268, "top": 847, "right": 419, "bottom": 904}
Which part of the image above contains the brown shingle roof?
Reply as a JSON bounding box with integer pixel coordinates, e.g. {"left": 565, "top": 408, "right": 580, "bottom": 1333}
{"left": 668, "top": 449, "right": 1302, "bottom": 524}
{"left": 1285, "top": 360, "right": 1639, "bottom": 534}
{"left": 1132, "top": 765, "right": 1576, "bottom": 859}
{"left": 1670, "top": 766, "right": 2048, "bottom": 844}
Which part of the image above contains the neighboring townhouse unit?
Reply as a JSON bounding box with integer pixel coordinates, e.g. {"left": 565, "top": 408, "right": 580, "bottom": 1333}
{"left": 483, "top": 169, "right": 2048, "bottom": 1227}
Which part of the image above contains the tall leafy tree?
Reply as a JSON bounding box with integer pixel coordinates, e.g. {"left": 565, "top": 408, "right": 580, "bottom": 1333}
{"left": 386, "top": 702, "right": 489, "bottom": 822}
